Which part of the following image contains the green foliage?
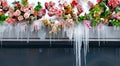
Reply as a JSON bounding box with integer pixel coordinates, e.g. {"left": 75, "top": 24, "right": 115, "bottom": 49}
{"left": 92, "top": 6, "right": 101, "bottom": 14}
{"left": 63, "top": 15, "right": 67, "bottom": 20}
{"left": 78, "top": 16, "right": 86, "bottom": 22}
{"left": 92, "top": 19, "right": 98, "bottom": 27}
{"left": 21, "top": 0, "right": 28, "bottom": 6}
{"left": 0, "top": 14, "right": 9, "bottom": 24}
{"left": 91, "top": 16, "right": 100, "bottom": 27}
{"left": 115, "top": 7, "right": 120, "bottom": 13}
{"left": 102, "top": 9, "right": 110, "bottom": 18}
{"left": 34, "top": 2, "right": 42, "bottom": 12}
{"left": 111, "top": 19, "right": 120, "bottom": 27}
{"left": 99, "top": 2, "right": 106, "bottom": 8}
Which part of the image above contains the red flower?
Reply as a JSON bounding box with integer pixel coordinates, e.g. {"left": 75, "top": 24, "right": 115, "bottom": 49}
{"left": 38, "top": 9, "right": 46, "bottom": 18}
{"left": 77, "top": 5, "right": 83, "bottom": 16}
{"left": 45, "top": 2, "right": 49, "bottom": 10}
{"left": 71, "top": 0, "right": 78, "bottom": 6}
{"left": 41, "top": 9, "right": 46, "bottom": 16}
{"left": 88, "top": 1, "right": 94, "bottom": 9}
{"left": 97, "top": 0, "right": 102, "bottom": 3}
{"left": 2, "top": 1, "right": 8, "bottom": 7}
{"left": 108, "top": 0, "right": 120, "bottom": 9}
{"left": 15, "top": 3, "right": 21, "bottom": 8}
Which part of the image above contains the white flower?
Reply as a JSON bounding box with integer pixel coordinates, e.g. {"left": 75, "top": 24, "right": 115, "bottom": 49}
{"left": 24, "top": 13, "right": 30, "bottom": 19}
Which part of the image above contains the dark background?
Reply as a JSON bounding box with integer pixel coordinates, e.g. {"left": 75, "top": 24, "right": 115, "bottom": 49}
{"left": 0, "top": 41, "right": 119, "bottom": 66}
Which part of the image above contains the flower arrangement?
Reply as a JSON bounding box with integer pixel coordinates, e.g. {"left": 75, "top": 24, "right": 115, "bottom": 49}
{"left": 0, "top": 0, "right": 9, "bottom": 24}
{"left": 78, "top": 0, "right": 120, "bottom": 27}
{"left": 0, "top": 0, "right": 119, "bottom": 33}
{"left": 6, "top": 0, "right": 36, "bottom": 24}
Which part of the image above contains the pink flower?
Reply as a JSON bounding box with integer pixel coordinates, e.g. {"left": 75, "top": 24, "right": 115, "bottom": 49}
{"left": 58, "top": 20, "right": 64, "bottom": 26}
{"left": 48, "top": 11, "right": 55, "bottom": 17}
{"left": 6, "top": 18, "right": 16, "bottom": 24}
{"left": 27, "top": 4, "right": 34, "bottom": 8}
{"left": 55, "top": 10, "right": 63, "bottom": 17}
{"left": 97, "top": 0, "right": 102, "bottom": 3}
{"left": 2, "top": 0, "right": 8, "bottom": 7}
{"left": 0, "top": 11, "right": 4, "bottom": 15}
{"left": 45, "top": 2, "right": 49, "bottom": 10}
{"left": 66, "top": 19, "right": 74, "bottom": 25}
{"left": 23, "top": 8, "right": 29, "bottom": 12}
{"left": 24, "top": 13, "right": 30, "bottom": 19}
{"left": 49, "top": 7, "right": 58, "bottom": 12}
{"left": 8, "top": 13, "right": 14, "bottom": 17}
{"left": 116, "top": 12, "right": 120, "bottom": 21}
{"left": 21, "top": 7, "right": 29, "bottom": 12}
{"left": 38, "top": 9, "right": 46, "bottom": 18}
{"left": 65, "top": 18, "right": 74, "bottom": 27}
{"left": 108, "top": 0, "right": 120, "bottom": 10}
{"left": 13, "top": 10, "right": 21, "bottom": 16}
{"left": 83, "top": 20, "right": 91, "bottom": 29}
{"left": 49, "top": 1, "right": 55, "bottom": 7}
{"left": 20, "top": 6, "right": 24, "bottom": 11}
{"left": 77, "top": 5, "right": 83, "bottom": 16}
{"left": 38, "top": 9, "right": 46, "bottom": 16}
{"left": 30, "top": 8, "right": 34, "bottom": 14}
{"left": 88, "top": 1, "right": 94, "bottom": 9}
{"left": 18, "top": 15, "right": 24, "bottom": 21}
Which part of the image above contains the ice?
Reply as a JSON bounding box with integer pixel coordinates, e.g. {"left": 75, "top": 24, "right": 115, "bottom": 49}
{"left": 0, "top": 24, "right": 6, "bottom": 48}
{"left": 7, "top": 24, "right": 13, "bottom": 38}
{"left": 97, "top": 27, "right": 101, "bottom": 46}
{"left": 65, "top": 26, "right": 74, "bottom": 40}
{"left": 64, "top": 21, "right": 91, "bottom": 66}
{"left": 16, "top": 23, "right": 20, "bottom": 40}
{"left": 83, "top": 24, "right": 90, "bottom": 65}
{"left": 74, "top": 23, "right": 84, "bottom": 66}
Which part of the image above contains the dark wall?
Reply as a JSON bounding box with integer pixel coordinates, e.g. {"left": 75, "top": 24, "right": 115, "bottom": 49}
{"left": 0, "top": 41, "right": 119, "bottom": 66}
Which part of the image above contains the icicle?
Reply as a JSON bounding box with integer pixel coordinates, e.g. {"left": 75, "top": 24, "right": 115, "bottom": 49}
{"left": 7, "top": 24, "right": 13, "bottom": 38}
{"left": 74, "top": 23, "right": 84, "bottom": 66}
{"left": 97, "top": 24, "right": 101, "bottom": 46}
{"left": 31, "top": 20, "right": 46, "bottom": 39}
{"left": 27, "top": 24, "right": 30, "bottom": 43}
{"left": 49, "top": 34, "right": 52, "bottom": 45}
{"left": 83, "top": 20, "right": 90, "bottom": 66}
{"left": 66, "top": 26, "right": 74, "bottom": 40}
{"left": 16, "top": 23, "right": 20, "bottom": 40}
{"left": 20, "top": 22, "right": 27, "bottom": 41}
{"left": 0, "top": 24, "right": 6, "bottom": 48}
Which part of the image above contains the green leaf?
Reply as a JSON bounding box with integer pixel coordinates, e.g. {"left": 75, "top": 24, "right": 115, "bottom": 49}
{"left": 63, "top": 15, "right": 67, "bottom": 20}
{"left": 92, "top": 19, "right": 98, "bottom": 27}
{"left": 34, "top": 2, "right": 42, "bottom": 11}
{"left": 102, "top": 10, "right": 110, "bottom": 18}
{"left": 115, "top": 7, "right": 120, "bottom": 13}
{"left": 111, "top": 20, "right": 120, "bottom": 27}
{"left": 0, "top": 14, "right": 9, "bottom": 23}
{"left": 78, "top": 16, "right": 86, "bottom": 22}
{"left": 21, "top": 0, "right": 28, "bottom": 6}
{"left": 99, "top": 2, "right": 106, "bottom": 8}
